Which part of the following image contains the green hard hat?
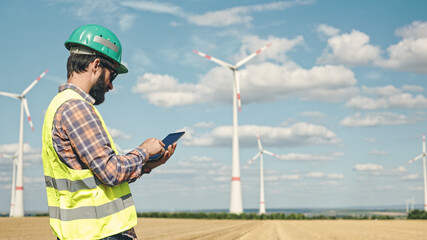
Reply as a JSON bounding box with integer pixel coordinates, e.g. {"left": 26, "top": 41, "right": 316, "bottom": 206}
{"left": 65, "top": 24, "right": 128, "bottom": 74}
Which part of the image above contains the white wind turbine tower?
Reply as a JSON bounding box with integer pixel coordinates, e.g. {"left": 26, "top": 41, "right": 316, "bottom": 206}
{"left": 407, "top": 134, "right": 427, "bottom": 211}
{"left": 0, "top": 69, "right": 48, "bottom": 217}
{"left": 193, "top": 43, "right": 271, "bottom": 213}
{"left": 0, "top": 152, "right": 18, "bottom": 217}
{"left": 405, "top": 197, "right": 415, "bottom": 213}
{"left": 245, "top": 134, "right": 283, "bottom": 215}
{"left": 405, "top": 199, "right": 410, "bottom": 213}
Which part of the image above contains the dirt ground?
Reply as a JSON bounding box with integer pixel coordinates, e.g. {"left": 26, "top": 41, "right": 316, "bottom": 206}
{"left": 0, "top": 217, "right": 426, "bottom": 240}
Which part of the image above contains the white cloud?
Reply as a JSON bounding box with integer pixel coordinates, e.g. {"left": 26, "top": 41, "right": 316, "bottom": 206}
{"left": 345, "top": 85, "right": 427, "bottom": 110}
{"left": 182, "top": 122, "right": 340, "bottom": 148}
{"left": 73, "top": 0, "right": 118, "bottom": 20}
{"left": 277, "top": 152, "right": 343, "bottom": 162}
{"left": 132, "top": 73, "right": 203, "bottom": 107}
{"left": 237, "top": 35, "right": 304, "bottom": 63}
{"left": 300, "top": 111, "right": 326, "bottom": 118}
{"left": 282, "top": 174, "right": 301, "bottom": 180}
{"left": 187, "top": 0, "right": 313, "bottom": 27}
{"left": 120, "top": 0, "right": 313, "bottom": 28}
{"left": 395, "top": 21, "right": 427, "bottom": 38}
{"left": 305, "top": 172, "right": 344, "bottom": 179}
{"left": 409, "top": 186, "right": 424, "bottom": 191}
{"left": 370, "top": 150, "right": 388, "bottom": 156}
{"left": 193, "top": 122, "right": 216, "bottom": 128}
{"left": 63, "top": 0, "right": 137, "bottom": 31}
{"left": 317, "top": 22, "right": 427, "bottom": 73}
{"left": 402, "top": 85, "right": 424, "bottom": 92}
{"left": 340, "top": 112, "right": 423, "bottom": 127}
{"left": 0, "top": 176, "right": 11, "bottom": 182}
{"left": 376, "top": 21, "right": 427, "bottom": 73}
{"left": 120, "top": 1, "right": 186, "bottom": 17}
{"left": 326, "top": 173, "right": 344, "bottom": 179}
{"left": 119, "top": 14, "right": 137, "bottom": 31}
{"left": 132, "top": 35, "right": 358, "bottom": 107}
{"left": 130, "top": 49, "right": 153, "bottom": 75}
{"left": 402, "top": 174, "right": 420, "bottom": 181}
{"left": 317, "top": 24, "right": 340, "bottom": 37}
{"left": 318, "top": 30, "right": 381, "bottom": 65}
{"left": 364, "top": 137, "right": 377, "bottom": 143}
{"left": 24, "top": 176, "right": 45, "bottom": 184}
{"left": 306, "top": 172, "right": 324, "bottom": 178}
{"left": 354, "top": 164, "right": 407, "bottom": 176}
{"left": 353, "top": 163, "right": 384, "bottom": 172}
{"left": 0, "top": 143, "right": 38, "bottom": 154}
{"left": 153, "top": 155, "right": 230, "bottom": 184}
{"left": 108, "top": 128, "right": 131, "bottom": 140}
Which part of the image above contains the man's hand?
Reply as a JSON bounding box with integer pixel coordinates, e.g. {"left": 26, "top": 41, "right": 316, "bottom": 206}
{"left": 144, "top": 142, "right": 177, "bottom": 170}
{"left": 140, "top": 138, "right": 165, "bottom": 157}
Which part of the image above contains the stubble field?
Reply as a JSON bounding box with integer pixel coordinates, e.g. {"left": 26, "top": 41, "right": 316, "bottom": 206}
{"left": 0, "top": 217, "right": 425, "bottom": 240}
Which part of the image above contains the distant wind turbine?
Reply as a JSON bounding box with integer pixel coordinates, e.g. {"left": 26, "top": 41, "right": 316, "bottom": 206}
{"left": 0, "top": 152, "right": 18, "bottom": 217}
{"left": 0, "top": 69, "right": 48, "bottom": 217}
{"left": 193, "top": 43, "right": 271, "bottom": 214}
{"left": 245, "top": 134, "right": 283, "bottom": 215}
{"left": 405, "top": 197, "right": 415, "bottom": 213}
{"left": 407, "top": 134, "right": 427, "bottom": 211}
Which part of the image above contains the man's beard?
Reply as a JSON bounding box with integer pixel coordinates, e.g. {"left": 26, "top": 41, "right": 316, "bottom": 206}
{"left": 89, "top": 69, "right": 107, "bottom": 105}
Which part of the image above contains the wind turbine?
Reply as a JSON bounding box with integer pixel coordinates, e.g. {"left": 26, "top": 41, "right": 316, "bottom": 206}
{"left": 406, "top": 199, "right": 410, "bottom": 213}
{"left": 0, "top": 152, "right": 18, "bottom": 217}
{"left": 193, "top": 43, "right": 271, "bottom": 214}
{"left": 405, "top": 197, "right": 415, "bottom": 213}
{"left": 407, "top": 134, "right": 427, "bottom": 211}
{"left": 245, "top": 134, "right": 283, "bottom": 215}
{"left": 0, "top": 69, "right": 48, "bottom": 217}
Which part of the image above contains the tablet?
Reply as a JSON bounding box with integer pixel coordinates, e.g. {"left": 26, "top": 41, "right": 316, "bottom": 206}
{"left": 148, "top": 131, "right": 185, "bottom": 161}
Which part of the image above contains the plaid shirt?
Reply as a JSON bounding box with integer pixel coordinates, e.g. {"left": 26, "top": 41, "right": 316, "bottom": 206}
{"left": 52, "top": 83, "right": 148, "bottom": 239}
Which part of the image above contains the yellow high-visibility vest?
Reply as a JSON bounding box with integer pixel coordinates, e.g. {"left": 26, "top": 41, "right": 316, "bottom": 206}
{"left": 42, "top": 88, "right": 137, "bottom": 240}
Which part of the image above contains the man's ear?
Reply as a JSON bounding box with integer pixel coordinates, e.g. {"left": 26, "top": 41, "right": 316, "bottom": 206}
{"left": 91, "top": 58, "right": 101, "bottom": 73}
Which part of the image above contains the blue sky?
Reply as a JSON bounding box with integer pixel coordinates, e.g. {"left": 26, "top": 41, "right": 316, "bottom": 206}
{"left": 0, "top": 0, "right": 427, "bottom": 212}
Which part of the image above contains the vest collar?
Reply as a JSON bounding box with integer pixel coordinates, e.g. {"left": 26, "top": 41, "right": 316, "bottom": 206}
{"left": 58, "top": 83, "right": 95, "bottom": 104}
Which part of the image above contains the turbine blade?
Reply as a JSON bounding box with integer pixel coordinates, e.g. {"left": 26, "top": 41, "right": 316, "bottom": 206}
{"left": 193, "top": 50, "right": 234, "bottom": 69}
{"left": 264, "top": 150, "right": 282, "bottom": 159}
{"left": 22, "top": 98, "right": 34, "bottom": 131}
{"left": 235, "top": 42, "right": 272, "bottom": 68}
{"left": 245, "top": 152, "right": 261, "bottom": 167}
{"left": 0, "top": 154, "right": 15, "bottom": 159}
{"left": 256, "top": 134, "right": 263, "bottom": 151}
{"left": 0, "top": 91, "right": 20, "bottom": 100}
{"left": 408, "top": 154, "right": 423, "bottom": 164}
{"left": 21, "top": 69, "right": 48, "bottom": 96}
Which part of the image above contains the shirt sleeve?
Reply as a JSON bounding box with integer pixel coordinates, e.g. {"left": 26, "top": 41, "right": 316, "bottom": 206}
{"left": 61, "top": 99, "right": 149, "bottom": 187}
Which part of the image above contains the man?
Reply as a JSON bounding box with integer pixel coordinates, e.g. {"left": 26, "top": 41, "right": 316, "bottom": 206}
{"left": 42, "top": 24, "right": 176, "bottom": 240}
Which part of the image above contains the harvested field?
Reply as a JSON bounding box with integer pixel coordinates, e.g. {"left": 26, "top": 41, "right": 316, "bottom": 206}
{"left": 0, "top": 217, "right": 426, "bottom": 240}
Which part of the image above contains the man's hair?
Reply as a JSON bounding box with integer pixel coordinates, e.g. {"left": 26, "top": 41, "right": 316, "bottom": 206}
{"left": 67, "top": 54, "right": 115, "bottom": 79}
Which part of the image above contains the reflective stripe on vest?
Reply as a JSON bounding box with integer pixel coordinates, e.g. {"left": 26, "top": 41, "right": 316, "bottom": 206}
{"left": 49, "top": 193, "right": 134, "bottom": 221}
{"left": 42, "top": 88, "right": 137, "bottom": 240}
{"left": 45, "top": 175, "right": 103, "bottom": 192}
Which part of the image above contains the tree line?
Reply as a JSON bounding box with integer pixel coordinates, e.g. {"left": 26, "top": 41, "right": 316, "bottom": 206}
{"left": 3, "top": 210, "right": 425, "bottom": 219}
{"left": 407, "top": 210, "right": 427, "bottom": 219}
{"left": 136, "top": 210, "right": 426, "bottom": 220}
